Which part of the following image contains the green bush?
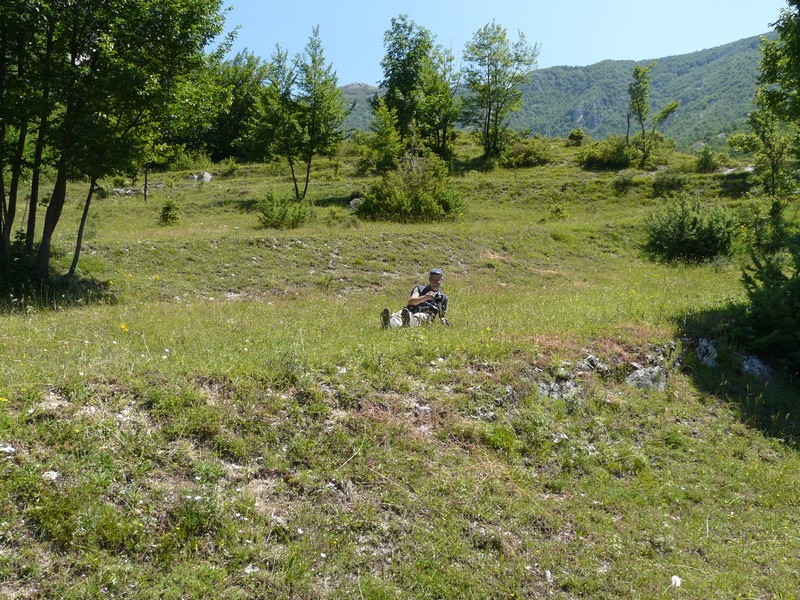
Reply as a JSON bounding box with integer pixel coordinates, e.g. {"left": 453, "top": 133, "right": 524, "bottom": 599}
{"left": 501, "top": 137, "right": 554, "bottom": 168}
{"left": 567, "top": 128, "right": 586, "bottom": 146}
{"left": 696, "top": 146, "right": 721, "bottom": 173}
{"left": 579, "top": 136, "right": 633, "bottom": 170}
{"left": 644, "top": 196, "right": 737, "bottom": 261}
{"left": 256, "top": 191, "right": 310, "bottom": 230}
{"left": 356, "top": 148, "right": 463, "bottom": 222}
{"left": 159, "top": 198, "right": 181, "bottom": 226}
{"left": 741, "top": 238, "right": 800, "bottom": 376}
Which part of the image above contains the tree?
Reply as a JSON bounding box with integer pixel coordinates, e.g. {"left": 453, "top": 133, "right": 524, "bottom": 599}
{"left": 296, "top": 26, "right": 347, "bottom": 200}
{"left": 0, "top": 0, "right": 227, "bottom": 278}
{"left": 249, "top": 29, "right": 346, "bottom": 201}
{"left": 417, "top": 46, "right": 461, "bottom": 159}
{"left": 734, "top": 2, "right": 800, "bottom": 377}
{"left": 361, "top": 97, "right": 403, "bottom": 172}
{"left": 627, "top": 63, "right": 652, "bottom": 145}
{"left": 197, "top": 50, "right": 268, "bottom": 162}
{"left": 729, "top": 90, "right": 792, "bottom": 198}
{"left": 251, "top": 45, "right": 303, "bottom": 198}
{"left": 625, "top": 62, "right": 679, "bottom": 163}
{"left": 377, "top": 15, "right": 434, "bottom": 141}
{"left": 462, "top": 22, "right": 538, "bottom": 159}
{"left": 759, "top": 1, "right": 800, "bottom": 124}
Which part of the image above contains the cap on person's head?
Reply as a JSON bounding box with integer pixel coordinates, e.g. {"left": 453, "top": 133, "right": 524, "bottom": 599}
{"left": 430, "top": 268, "right": 444, "bottom": 278}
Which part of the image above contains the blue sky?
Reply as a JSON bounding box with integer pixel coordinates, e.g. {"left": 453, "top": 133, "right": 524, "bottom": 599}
{"left": 220, "top": 0, "right": 787, "bottom": 85}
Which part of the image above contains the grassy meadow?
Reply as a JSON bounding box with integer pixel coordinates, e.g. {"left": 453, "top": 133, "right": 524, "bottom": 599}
{"left": 1, "top": 139, "right": 799, "bottom": 598}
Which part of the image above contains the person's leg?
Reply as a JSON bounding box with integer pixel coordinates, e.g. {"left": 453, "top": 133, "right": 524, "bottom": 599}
{"left": 412, "top": 312, "right": 433, "bottom": 326}
{"left": 388, "top": 311, "right": 404, "bottom": 328}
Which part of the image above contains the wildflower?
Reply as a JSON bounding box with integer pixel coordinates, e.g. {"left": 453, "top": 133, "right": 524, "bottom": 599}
{"left": 120, "top": 323, "right": 129, "bottom": 332}
{"left": 0, "top": 397, "right": 8, "bottom": 403}
{"left": 152, "top": 275, "right": 161, "bottom": 281}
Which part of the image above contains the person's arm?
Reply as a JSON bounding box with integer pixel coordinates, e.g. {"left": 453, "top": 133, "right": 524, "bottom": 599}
{"left": 407, "top": 286, "right": 435, "bottom": 306}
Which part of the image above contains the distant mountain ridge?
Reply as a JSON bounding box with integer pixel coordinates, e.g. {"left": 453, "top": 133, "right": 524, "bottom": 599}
{"left": 341, "top": 33, "right": 773, "bottom": 148}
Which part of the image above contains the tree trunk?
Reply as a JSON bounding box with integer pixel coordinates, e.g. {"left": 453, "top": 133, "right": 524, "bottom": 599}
{"left": 143, "top": 165, "right": 149, "bottom": 203}
{"left": 68, "top": 176, "right": 97, "bottom": 277}
{"left": 26, "top": 20, "right": 55, "bottom": 255}
{"left": 302, "top": 157, "right": 312, "bottom": 200}
{"left": 2, "top": 123, "right": 29, "bottom": 262}
{"left": 36, "top": 166, "right": 68, "bottom": 277}
{"left": 27, "top": 113, "right": 49, "bottom": 255}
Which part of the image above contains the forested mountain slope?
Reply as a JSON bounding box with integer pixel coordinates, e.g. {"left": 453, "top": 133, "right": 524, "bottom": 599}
{"left": 342, "top": 33, "right": 772, "bottom": 148}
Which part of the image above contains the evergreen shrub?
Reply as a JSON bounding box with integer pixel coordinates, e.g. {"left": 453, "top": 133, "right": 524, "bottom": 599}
{"left": 356, "top": 149, "right": 463, "bottom": 222}
{"left": 159, "top": 198, "right": 181, "bottom": 226}
{"left": 644, "top": 196, "right": 737, "bottom": 261}
{"left": 579, "top": 136, "right": 633, "bottom": 170}
{"left": 501, "top": 137, "right": 554, "bottom": 168}
{"left": 256, "top": 191, "right": 309, "bottom": 230}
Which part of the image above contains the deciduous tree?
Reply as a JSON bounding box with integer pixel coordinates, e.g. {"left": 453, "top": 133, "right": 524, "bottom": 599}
{"left": 462, "top": 22, "right": 538, "bottom": 159}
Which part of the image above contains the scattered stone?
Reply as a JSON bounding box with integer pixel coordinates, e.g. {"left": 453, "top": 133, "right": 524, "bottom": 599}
{"left": 741, "top": 354, "right": 772, "bottom": 383}
{"left": 696, "top": 338, "right": 718, "bottom": 367}
{"left": 578, "top": 354, "right": 610, "bottom": 375}
{"left": 42, "top": 471, "right": 59, "bottom": 481}
{"left": 503, "top": 385, "right": 517, "bottom": 404}
{"left": 537, "top": 379, "right": 580, "bottom": 400}
{"left": 243, "top": 564, "right": 260, "bottom": 575}
{"left": 111, "top": 187, "right": 142, "bottom": 196}
{"left": 348, "top": 197, "right": 363, "bottom": 210}
{"left": 0, "top": 442, "right": 15, "bottom": 455}
{"left": 476, "top": 406, "right": 497, "bottom": 422}
{"left": 625, "top": 366, "right": 667, "bottom": 391}
{"left": 413, "top": 403, "right": 432, "bottom": 418}
{"left": 189, "top": 171, "right": 213, "bottom": 183}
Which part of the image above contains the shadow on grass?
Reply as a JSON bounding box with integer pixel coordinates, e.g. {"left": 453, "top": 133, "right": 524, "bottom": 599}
{"left": 677, "top": 302, "right": 800, "bottom": 448}
{"left": 0, "top": 252, "right": 116, "bottom": 314}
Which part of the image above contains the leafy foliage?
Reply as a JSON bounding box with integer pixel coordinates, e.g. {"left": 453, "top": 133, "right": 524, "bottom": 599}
{"left": 256, "top": 191, "right": 310, "bottom": 230}
{"left": 741, "top": 234, "right": 800, "bottom": 376}
{"left": 462, "top": 21, "right": 538, "bottom": 158}
{"left": 356, "top": 145, "right": 463, "bottom": 222}
{"left": 644, "top": 196, "right": 737, "bottom": 262}
{"left": 579, "top": 136, "right": 633, "bottom": 170}
{"left": 159, "top": 198, "right": 182, "bottom": 226}
{"left": 501, "top": 136, "right": 554, "bottom": 168}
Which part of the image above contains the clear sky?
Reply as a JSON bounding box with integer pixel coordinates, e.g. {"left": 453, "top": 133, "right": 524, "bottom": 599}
{"left": 219, "top": 0, "right": 788, "bottom": 85}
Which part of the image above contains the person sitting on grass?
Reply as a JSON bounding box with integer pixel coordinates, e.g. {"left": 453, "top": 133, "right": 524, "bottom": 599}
{"left": 381, "top": 268, "right": 450, "bottom": 328}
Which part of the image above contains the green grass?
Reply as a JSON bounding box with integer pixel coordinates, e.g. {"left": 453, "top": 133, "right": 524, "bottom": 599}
{"left": 1, "top": 139, "right": 798, "bottom": 598}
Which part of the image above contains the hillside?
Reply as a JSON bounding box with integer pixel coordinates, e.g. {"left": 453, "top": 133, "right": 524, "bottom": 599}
{"left": 342, "top": 34, "right": 772, "bottom": 148}
{"left": 1, "top": 140, "right": 799, "bottom": 597}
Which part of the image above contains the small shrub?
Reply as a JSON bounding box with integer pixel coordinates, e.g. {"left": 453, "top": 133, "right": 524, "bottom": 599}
{"left": 256, "top": 191, "right": 310, "bottom": 230}
{"left": 501, "top": 137, "right": 554, "bottom": 168}
{"left": 356, "top": 148, "right": 463, "bottom": 222}
{"left": 579, "top": 136, "right": 633, "bottom": 170}
{"left": 644, "top": 196, "right": 737, "bottom": 262}
{"left": 652, "top": 172, "right": 687, "bottom": 197}
{"left": 567, "top": 128, "right": 586, "bottom": 146}
{"left": 159, "top": 198, "right": 181, "bottom": 226}
{"left": 216, "top": 156, "right": 239, "bottom": 178}
{"left": 696, "top": 146, "right": 721, "bottom": 173}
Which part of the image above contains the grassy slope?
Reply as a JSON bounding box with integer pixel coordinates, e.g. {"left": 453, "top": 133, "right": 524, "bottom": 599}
{"left": 1, "top": 140, "right": 798, "bottom": 598}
